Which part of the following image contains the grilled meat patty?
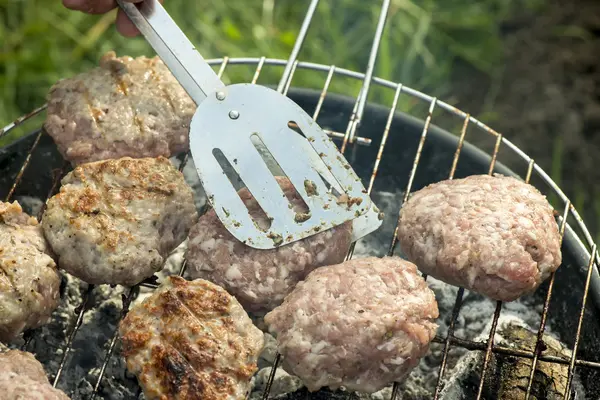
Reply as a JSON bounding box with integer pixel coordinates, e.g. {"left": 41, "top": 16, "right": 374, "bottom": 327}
{"left": 264, "top": 256, "right": 438, "bottom": 393}
{"left": 185, "top": 177, "right": 353, "bottom": 313}
{"left": 41, "top": 157, "right": 198, "bottom": 286}
{"left": 0, "top": 201, "right": 61, "bottom": 343}
{"left": 44, "top": 51, "right": 196, "bottom": 166}
{"left": 119, "top": 276, "right": 264, "bottom": 400}
{"left": 397, "top": 174, "right": 562, "bottom": 302}
{"left": 0, "top": 349, "right": 70, "bottom": 399}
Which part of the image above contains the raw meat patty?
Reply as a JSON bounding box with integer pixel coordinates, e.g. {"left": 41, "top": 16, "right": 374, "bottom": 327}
{"left": 398, "top": 174, "right": 562, "bottom": 302}
{"left": 0, "top": 201, "right": 61, "bottom": 343}
{"left": 0, "top": 349, "right": 70, "bottom": 399}
{"left": 185, "top": 177, "right": 353, "bottom": 313}
{"left": 44, "top": 51, "right": 196, "bottom": 166}
{"left": 42, "top": 157, "right": 198, "bottom": 286}
{"left": 264, "top": 256, "right": 439, "bottom": 393}
{"left": 119, "top": 276, "right": 264, "bottom": 400}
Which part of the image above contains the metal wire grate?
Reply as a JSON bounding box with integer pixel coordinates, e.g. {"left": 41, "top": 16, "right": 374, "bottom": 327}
{"left": 2, "top": 0, "right": 600, "bottom": 399}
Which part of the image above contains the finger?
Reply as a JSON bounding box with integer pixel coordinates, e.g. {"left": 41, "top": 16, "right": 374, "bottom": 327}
{"left": 62, "top": 0, "right": 116, "bottom": 14}
{"left": 116, "top": 8, "right": 141, "bottom": 37}
{"left": 115, "top": 0, "right": 164, "bottom": 37}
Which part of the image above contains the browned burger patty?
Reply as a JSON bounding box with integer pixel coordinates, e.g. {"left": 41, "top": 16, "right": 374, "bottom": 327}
{"left": 398, "top": 174, "right": 562, "bottom": 302}
{"left": 0, "top": 349, "right": 70, "bottom": 399}
{"left": 0, "top": 201, "right": 61, "bottom": 343}
{"left": 44, "top": 51, "right": 196, "bottom": 166}
{"left": 264, "top": 256, "right": 439, "bottom": 393}
{"left": 185, "top": 177, "right": 353, "bottom": 313}
{"left": 119, "top": 276, "right": 264, "bottom": 400}
{"left": 41, "top": 157, "right": 198, "bottom": 286}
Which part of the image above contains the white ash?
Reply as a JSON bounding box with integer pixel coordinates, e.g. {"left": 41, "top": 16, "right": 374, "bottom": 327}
{"left": 10, "top": 189, "right": 580, "bottom": 400}
{"left": 249, "top": 367, "right": 304, "bottom": 399}
{"left": 14, "top": 195, "right": 44, "bottom": 217}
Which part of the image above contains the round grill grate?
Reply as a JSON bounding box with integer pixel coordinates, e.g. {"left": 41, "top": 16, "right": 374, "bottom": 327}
{"left": 1, "top": 0, "right": 600, "bottom": 399}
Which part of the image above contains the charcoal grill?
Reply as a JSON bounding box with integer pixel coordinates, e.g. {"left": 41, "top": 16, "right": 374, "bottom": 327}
{"left": 2, "top": 0, "right": 600, "bottom": 399}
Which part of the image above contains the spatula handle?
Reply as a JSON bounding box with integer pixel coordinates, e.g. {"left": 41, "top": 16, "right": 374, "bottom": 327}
{"left": 115, "top": 0, "right": 225, "bottom": 105}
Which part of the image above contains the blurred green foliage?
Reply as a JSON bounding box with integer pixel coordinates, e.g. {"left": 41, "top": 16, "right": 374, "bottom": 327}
{"left": 0, "top": 0, "right": 534, "bottom": 146}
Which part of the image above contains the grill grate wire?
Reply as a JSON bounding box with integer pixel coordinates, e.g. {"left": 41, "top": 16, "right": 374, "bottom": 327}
{"left": 2, "top": 0, "right": 600, "bottom": 399}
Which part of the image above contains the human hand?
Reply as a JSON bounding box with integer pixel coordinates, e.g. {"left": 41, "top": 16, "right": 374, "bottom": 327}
{"left": 62, "top": 0, "right": 163, "bottom": 37}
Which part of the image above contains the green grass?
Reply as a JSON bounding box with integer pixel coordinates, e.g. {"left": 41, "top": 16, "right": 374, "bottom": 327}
{"left": 1, "top": 0, "right": 522, "bottom": 138}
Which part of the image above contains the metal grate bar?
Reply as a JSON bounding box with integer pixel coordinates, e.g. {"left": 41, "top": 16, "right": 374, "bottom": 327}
{"left": 312, "top": 65, "right": 336, "bottom": 120}
{"left": 448, "top": 115, "right": 470, "bottom": 181}
{"left": 432, "top": 115, "right": 471, "bottom": 399}
{"left": 346, "top": 83, "right": 402, "bottom": 261}
{"left": 387, "top": 98, "right": 437, "bottom": 257}
{"left": 366, "top": 84, "right": 402, "bottom": 194}
{"left": 52, "top": 285, "right": 96, "bottom": 387}
{"left": 433, "top": 289, "right": 465, "bottom": 398}
{"left": 216, "top": 56, "right": 230, "bottom": 79}
{"left": 276, "top": 0, "right": 320, "bottom": 93}
{"left": 0, "top": 105, "right": 47, "bottom": 138}
{"left": 282, "top": 60, "right": 300, "bottom": 96}
{"left": 252, "top": 56, "right": 266, "bottom": 84}
{"left": 564, "top": 245, "right": 597, "bottom": 399}
{"left": 91, "top": 287, "right": 137, "bottom": 400}
{"left": 262, "top": 354, "right": 282, "bottom": 400}
{"left": 4, "top": 129, "right": 44, "bottom": 202}
{"left": 476, "top": 301, "right": 503, "bottom": 398}
{"left": 21, "top": 162, "right": 70, "bottom": 351}
{"left": 36, "top": 163, "right": 69, "bottom": 219}
{"left": 525, "top": 195, "right": 571, "bottom": 399}
{"left": 475, "top": 133, "right": 503, "bottom": 400}
{"left": 340, "top": 0, "right": 391, "bottom": 153}
{"left": 387, "top": 97, "right": 437, "bottom": 399}
{"left": 431, "top": 334, "right": 600, "bottom": 368}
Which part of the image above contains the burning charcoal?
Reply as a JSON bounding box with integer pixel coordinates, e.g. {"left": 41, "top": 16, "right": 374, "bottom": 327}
{"left": 439, "top": 316, "right": 585, "bottom": 400}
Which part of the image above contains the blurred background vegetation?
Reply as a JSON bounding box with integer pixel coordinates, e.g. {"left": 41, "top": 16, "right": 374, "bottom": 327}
{"left": 1, "top": 0, "right": 541, "bottom": 142}
{"left": 2, "top": 0, "right": 598, "bottom": 241}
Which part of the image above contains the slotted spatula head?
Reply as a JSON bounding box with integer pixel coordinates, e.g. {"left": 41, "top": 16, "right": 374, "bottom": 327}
{"left": 189, "top": 83, "right": 381, "bottom": 249}
{"left": 117, "top": 0, "right": 383, "bottom": 249}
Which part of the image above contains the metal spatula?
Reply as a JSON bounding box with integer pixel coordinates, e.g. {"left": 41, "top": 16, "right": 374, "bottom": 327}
{"left": 117, "top": 0, "right": 383, "bottom": 249}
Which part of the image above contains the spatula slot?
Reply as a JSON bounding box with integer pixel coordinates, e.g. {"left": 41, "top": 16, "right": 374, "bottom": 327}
{"left": 285, "top": 120, "right": 346, "bottom": 198}
{"left": 249, "top": 133, "right": 311, "bottom": 220}
{"left": 211, "top": 148, "right": 273, "bottom": 232}
{"left": 316, "top": 172, "right": 343, "bottom": 199}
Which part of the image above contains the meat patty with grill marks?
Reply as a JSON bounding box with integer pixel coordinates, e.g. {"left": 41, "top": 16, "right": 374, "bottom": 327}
{"left": 41, "top": 157, "right": 198, "bottom": 286}
{"left": 185, "top": 177, "right": 353, "bottom": 313}
{"left": 264, "top": 256, "right": 439, "bottom": 393}
{"left": 119, "top": 276, "right": 264, "bottom": 400}
{"left": 0, "top": 201, "right": 61, "bottom": 343}
{"left": 0, "top": 349, "right": 70, "bottom": 399}
{"left": 44, "top": 51, "right": 196, "bottom": 166}
{"left": 397, "top": 174, "right": 562, "bottom": 301}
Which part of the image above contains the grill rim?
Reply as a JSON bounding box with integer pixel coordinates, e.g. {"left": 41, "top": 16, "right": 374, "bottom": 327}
{"left": 1, "top": 59, "right": 600, "bottom": 399}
